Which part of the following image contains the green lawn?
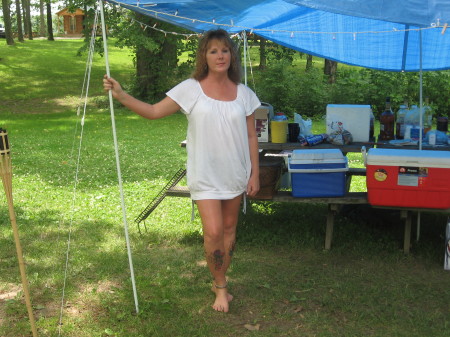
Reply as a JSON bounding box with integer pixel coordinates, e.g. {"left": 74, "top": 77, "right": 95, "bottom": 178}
{"left": 0, "top": 39, "right": 449, "bottom": 337}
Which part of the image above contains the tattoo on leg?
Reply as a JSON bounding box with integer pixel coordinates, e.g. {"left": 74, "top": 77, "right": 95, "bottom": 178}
{"left": 207, "top": 249, "right": 225, "bottom": 270}
{"left": 229, "top": 241, "right": 236, "bottom": 257}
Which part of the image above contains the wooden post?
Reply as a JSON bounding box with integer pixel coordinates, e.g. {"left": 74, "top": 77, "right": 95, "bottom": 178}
{"left": 325, "top": 204, "right": 339, "bottom": 250}
{"left": 401, "top": 210, "right": 412, "bottom": 254}
{"left": 0, "top": 129, "right": 38, "bottom": 337}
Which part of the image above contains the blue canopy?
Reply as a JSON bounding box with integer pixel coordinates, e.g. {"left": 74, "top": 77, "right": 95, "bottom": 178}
{"left": 104, "top": 0, "right": 450, "bottom": 72}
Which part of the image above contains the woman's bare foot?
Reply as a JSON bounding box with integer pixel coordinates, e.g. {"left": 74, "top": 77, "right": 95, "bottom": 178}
{"left": 211, "top": 283, "right": 233, "bottom": 312}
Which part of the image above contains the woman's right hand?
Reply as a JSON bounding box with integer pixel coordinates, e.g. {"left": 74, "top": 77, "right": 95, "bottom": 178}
{"left": 103, "top": 75, "right": 124, "bottom": 100}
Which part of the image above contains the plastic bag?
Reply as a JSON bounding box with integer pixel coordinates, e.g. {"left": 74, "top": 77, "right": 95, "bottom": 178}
{"left": 327, "top": 121, "right": 353, "bottom": 145}
{"left": 425, "top": 130, "right": 448, "bottom": 145}
{"left": 294, "top": 113, "right": 313, "bottom": 136}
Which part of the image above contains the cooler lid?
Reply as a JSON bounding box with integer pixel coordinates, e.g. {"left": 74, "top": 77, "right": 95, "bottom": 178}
{"left": 290, "top": 149, "right": 346, "bottom": 164}
{"left": 366, "top": 148, "right": 450, "bottom": 168}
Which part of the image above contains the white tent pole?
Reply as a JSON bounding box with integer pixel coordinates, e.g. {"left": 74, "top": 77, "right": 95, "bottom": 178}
{"left": 419, "top": 29, "right": 423, "bottom": 151}
{"left": 417, "top": 29, "right": 423, "bottom": 242}
{"left": 243, "top": 31, "right": 248, "bottom": 86}
{"left": 99, "top": 0, "right": 139, "bottom": 314}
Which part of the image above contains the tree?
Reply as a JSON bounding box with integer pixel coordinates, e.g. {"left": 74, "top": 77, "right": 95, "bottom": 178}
{"left": 110, "top": 10, "right": 182, "bottom": 100}
{"left": 1, "top": 0, "right": 15, "bottom": 45}
{"left": 306, "top": 54, "right": 313, "bottom": 71}
{"left": 133, "top": 14, "right": 179, "bottom": 100}
{"left": 39, "top": 0, "right": 46, "bottom": 36}
{"left": 15, "top": 0, "right": 24, "bottom": 42}
{"left": 23, "top": 0, "right": 32, "bottom": 39}
{"left": 258, "top": 36, "right": 267, "bottom": 70}
{"left": 46, "top": 0, "right": 54, "bottom": 40}
{"left": 324, "top": 59, "right": 338, "bottom": 83}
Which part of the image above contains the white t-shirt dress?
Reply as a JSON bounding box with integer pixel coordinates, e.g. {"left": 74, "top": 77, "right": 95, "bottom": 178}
{"left": 166, "top": 78, "right": 261, "bottom": 200}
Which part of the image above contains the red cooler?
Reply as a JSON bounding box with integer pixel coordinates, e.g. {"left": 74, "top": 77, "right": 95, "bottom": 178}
{"left": 365, "top": 148, "right": 450, "bottom": 209}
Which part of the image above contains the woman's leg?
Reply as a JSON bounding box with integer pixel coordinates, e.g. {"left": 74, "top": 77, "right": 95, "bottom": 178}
{"left": 196, "top": 195, "right": 242, "bottom": 312}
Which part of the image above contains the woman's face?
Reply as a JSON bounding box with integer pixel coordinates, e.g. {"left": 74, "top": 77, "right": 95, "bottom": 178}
{"left": 205, "top": 39, "right": 231, "bottom": 75}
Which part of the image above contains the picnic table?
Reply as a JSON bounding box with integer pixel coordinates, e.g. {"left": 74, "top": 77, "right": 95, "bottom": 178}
{"left": 164, "top": 140, "right": 450, "bottom": 253}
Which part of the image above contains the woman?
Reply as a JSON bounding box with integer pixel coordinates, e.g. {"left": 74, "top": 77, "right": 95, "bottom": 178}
{"left": 103, "top": 29, "right": 260, "bottom": 313}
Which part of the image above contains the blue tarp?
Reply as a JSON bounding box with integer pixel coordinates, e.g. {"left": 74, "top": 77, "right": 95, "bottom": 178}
{"left": 104, "top": 0, "right": 450, "bottom": 72}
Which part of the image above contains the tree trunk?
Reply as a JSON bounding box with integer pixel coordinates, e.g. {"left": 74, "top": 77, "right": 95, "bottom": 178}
{"left": 1, "top": 0, "right": 15, "bottom": 45}
{"left": 306, "top": 54, "right": 313, "bottom": 71}
{"left": 324, "top": 59, "right": 338, "bottom": 83}
{"left": 135, "top": 14, "right": 178, "bottom": 100}
{"left": 46, "top": 0, "right": 54, "bottom": 41}
{"left": 15, "top": 0, "right": 24, "bottom": 42}
{"left": 83, "top": 3, "right": 89, "bottom": 42}
{"left": 39, "top": 0, "right": 46, "bottom": 37}
{"left": 22, "top": 0, "right": 28, "bottom": 37}
{"left": 258, "top": 36, "right": 267, "bottom": 70}
{"left": 24, "top": 0, "right": 33, "bottom": 40}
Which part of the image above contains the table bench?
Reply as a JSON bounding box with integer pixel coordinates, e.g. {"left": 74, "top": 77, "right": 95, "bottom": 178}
{"left": 165, "top": 167, "right": 370, "bottom": 252}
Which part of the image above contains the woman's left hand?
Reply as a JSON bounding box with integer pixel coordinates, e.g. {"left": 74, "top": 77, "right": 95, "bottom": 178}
{"left": 246, "top": 173, "right": 260, "bottom": 197}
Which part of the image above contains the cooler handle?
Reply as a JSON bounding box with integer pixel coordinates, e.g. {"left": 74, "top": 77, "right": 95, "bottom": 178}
{"left": 288, "top": 167, "right": 349, "bottom": 173}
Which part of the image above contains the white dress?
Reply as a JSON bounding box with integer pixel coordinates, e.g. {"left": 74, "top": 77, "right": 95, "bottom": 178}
{"left": 166, "top": 78, "right": 261, "bottom": 200}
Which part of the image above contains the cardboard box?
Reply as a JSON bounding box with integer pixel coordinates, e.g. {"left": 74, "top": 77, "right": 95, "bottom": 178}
{"left": 366, "top": 148, "right": 450, "bottom": 209}
{"left": 326, "top": 104, "right": 371, "bottom": 142}
{"left": 254, "top": 103, "right": 273, "bottom": 142}
{"left": 288, "top": 149, "right": 348, "bottom": 197}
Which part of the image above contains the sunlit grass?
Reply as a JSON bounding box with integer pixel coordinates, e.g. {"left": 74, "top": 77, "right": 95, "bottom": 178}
{"left": 0, "top": 39, "right": 133, "bottom": 101}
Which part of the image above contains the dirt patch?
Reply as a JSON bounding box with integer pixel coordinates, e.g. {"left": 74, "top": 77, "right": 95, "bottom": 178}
{"left": 0, "top": 283, "right": 22, "bottom": 327}
{"left": 0, "top": 284, "right": 21, "bottom": 301}
{"left": 2, "top": 96, "right": 107, "bottom": 114}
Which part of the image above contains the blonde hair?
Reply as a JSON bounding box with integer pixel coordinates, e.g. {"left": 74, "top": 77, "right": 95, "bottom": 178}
{"left": 192, "top": 29, "right": 242, "bottom": 84}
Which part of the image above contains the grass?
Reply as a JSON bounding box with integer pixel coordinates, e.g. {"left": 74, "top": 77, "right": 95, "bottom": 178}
{"left": 1, "top": 39, "right": 450, "bottom": 337}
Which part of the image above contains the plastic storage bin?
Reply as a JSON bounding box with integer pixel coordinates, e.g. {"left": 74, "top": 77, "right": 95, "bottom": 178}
{"left": 288, "top": 149, "right": 348, "bottom": 197}
{"left": 326, "top": 104, "right": 371, "bottom": 142}
{"left": 365, "top": 148, "right": 450, "bottom": 209}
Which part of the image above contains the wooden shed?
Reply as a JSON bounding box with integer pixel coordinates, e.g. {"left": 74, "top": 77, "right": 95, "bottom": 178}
{"left": 56, "top": 8, "right": 85, "bottom": 36}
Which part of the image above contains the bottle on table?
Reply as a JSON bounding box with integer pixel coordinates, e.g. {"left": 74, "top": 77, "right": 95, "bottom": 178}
{"left": 395, "top": 104, "right": 408, "bottom": 139}
{"left": 437, "top": 116, "right": 448, "bottom": 133}
{"left": 379, "top": 96, "right": 395, "bottom": 141}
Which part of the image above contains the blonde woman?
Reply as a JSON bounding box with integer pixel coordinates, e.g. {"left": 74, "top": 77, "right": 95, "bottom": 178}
{"left": 104, "top": 29, "right": 260, "bottom": 312}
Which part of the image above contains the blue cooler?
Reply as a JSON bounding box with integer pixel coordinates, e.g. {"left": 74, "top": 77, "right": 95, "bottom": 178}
{"left": 288, "top": 149, "right": 348, "bottom": 197}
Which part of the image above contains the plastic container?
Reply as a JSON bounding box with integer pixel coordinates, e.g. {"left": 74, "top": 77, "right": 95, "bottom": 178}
{"left": 395, "top": 105, "right": 408, "bottom": 139}
{"left": 288, "top": 149, "right": 348, "bottom": 197}
{"left": 271, "top": 118, "right": 288, "bottom": 143}
{"left": 326, "top": 104, "right": 371, "bottom": 142}
{"left": 365, "top": 148, "right": 450, "bottom": 209}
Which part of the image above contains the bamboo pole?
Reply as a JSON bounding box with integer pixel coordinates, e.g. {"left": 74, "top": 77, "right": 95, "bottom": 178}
{"left": 0, "top": 129, "right": 38, "bottom": 337}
